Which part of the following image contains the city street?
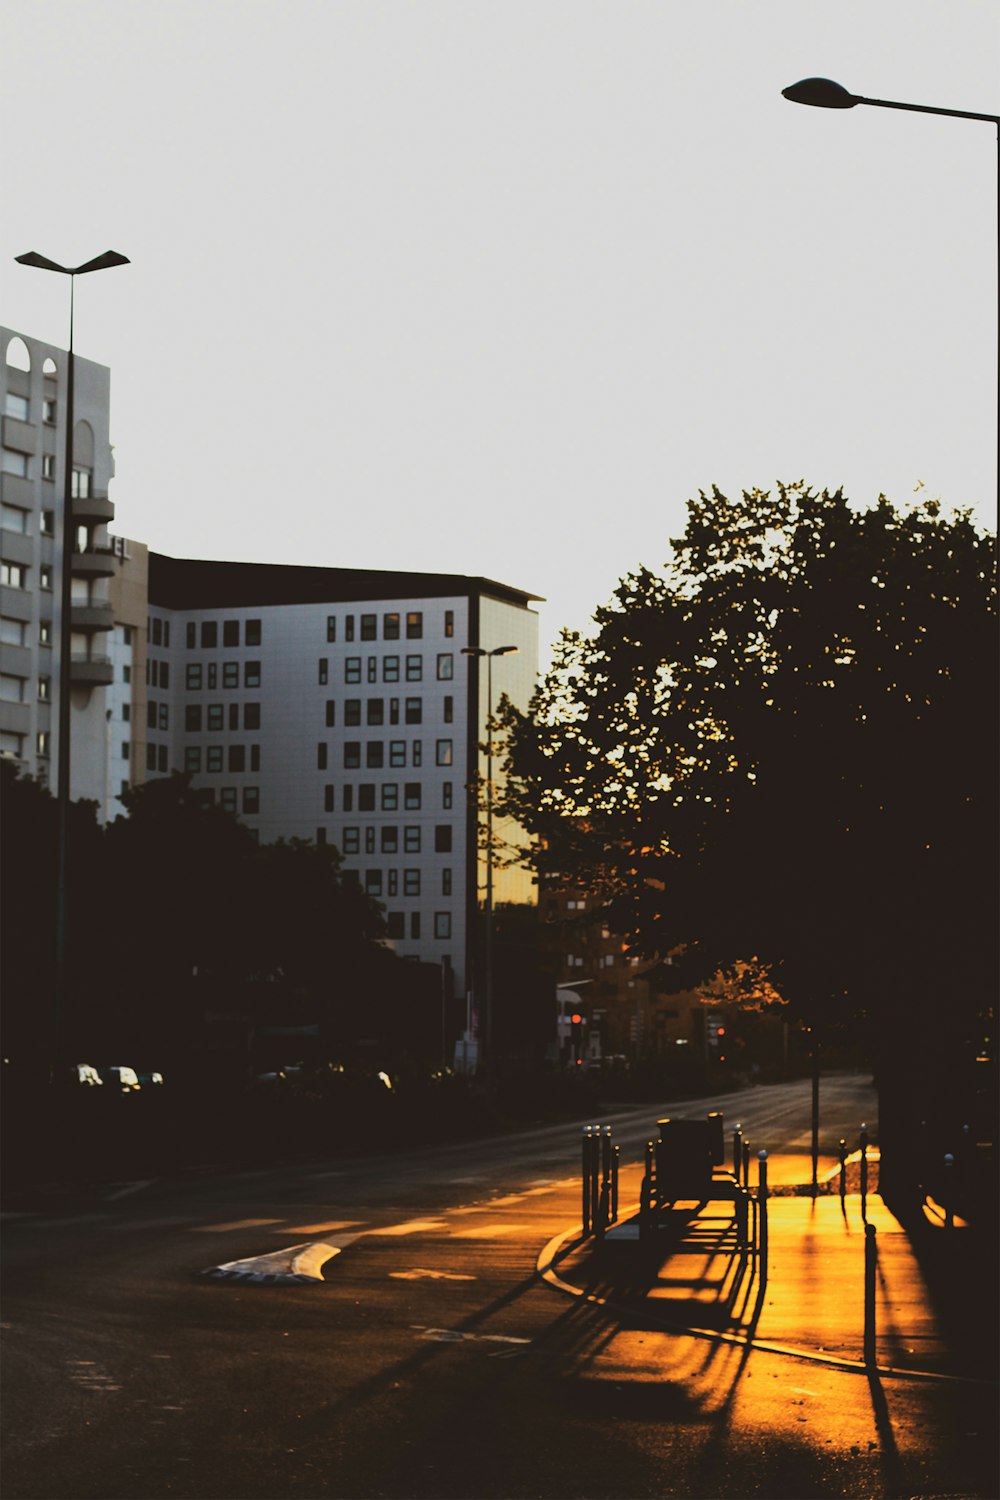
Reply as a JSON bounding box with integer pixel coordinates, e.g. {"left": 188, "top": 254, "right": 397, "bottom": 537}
{"left": 2, "top": 1074, "right": 996, "bottom": 1498}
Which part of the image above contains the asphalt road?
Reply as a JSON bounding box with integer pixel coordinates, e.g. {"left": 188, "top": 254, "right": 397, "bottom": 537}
{"left": 7, "top": 1072, "right": 987, "bottom": 1500}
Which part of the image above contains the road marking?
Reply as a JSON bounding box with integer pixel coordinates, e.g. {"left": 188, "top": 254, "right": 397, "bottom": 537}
{"left": 370, "top": 1218, "right": 448, "bottom": 1236}
{"left": 450, "top": 1222, "right": 531, "bottom": 1238}
{"left": 276, "top": 1220, "right": 365, "bottom": 1235}
{"left": 194, "top": 1218, "right": 284, "bottom": 1233}
{"left": 412, "top": 1326, "right": 530, "bottom": 1345}
{"left": 104, "top": 1179, "right": 155, "bottom": 1201}
{"left": 197, "top": 1240, "right": 346, "bottom": 1283}
{"left": 391, "top": 1269, "right": 476, "bottom": 1281}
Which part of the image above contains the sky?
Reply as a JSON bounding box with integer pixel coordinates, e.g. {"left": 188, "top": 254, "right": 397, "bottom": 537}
{"left": 3, "top": 1, "right": 997, "bottom": 663}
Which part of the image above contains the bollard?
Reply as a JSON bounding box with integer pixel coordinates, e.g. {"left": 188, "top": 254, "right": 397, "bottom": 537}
{"left": 611, "top": 1144, "right": 620, "bottom": 1222}
{"left": 757, "top": 1151, "right": 769, "bottom": 1284}
{"left": 581, "top": 1126, "right": 592, "bottom": 1235}
{"left": 733, "top": 1124, "right": 743, "bottom": 1178}
{"left": 590, "top": 1124, "right": 601, "bottom": 1235}
{"left": 838, "top": 1138, "right": 847, "bottom": 1204}
{"left": 742, "top": 1139, "right": 751, "bottom": 1189}
{"left": 943, "top": 1153, "right": 954, "bottom": 1230}
{"left": 859, "top": 1123, "right": 869, "bottom": 1218}
{"left": 864, "top": 1222, "right": 877, "bottom": 1367}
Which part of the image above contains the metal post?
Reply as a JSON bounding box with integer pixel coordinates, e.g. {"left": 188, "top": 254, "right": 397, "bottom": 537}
{"left": 733, "top": 1123, "right": 743, "bottom": 1177}
{"left": 943, "top": 1153, "right": 954, "bottom": 1230}
{"left": 757, "top": 1151, "right": 769, "bottom": 1282}
{"left": 611, "top": 1144, "right": 620, "bottom": 1222}
{"left": 581, "top": 1126, "right": 592, "bottom": 1235}
{"left": 742, "top": 1139, "right": 750, "bottom": 1189}
{"left": 53, "top": 278, "right": 76, "bottom": 1081}
{"left": 590, "top": 1123, "right": 601, "bottom": 1235}
{"left": 484, "top": 651, "right": 494, "bottom": 1065}
{"left": 811, "top": 1053, "right": 820, "bottom": 1198}
{"left": 838, "top": 1138, "right": 847, "bottom": 1205}
{"left": 860, "top": 1123, "right": 869, "bottom": 1219}
{"left": 864, "top": 1222, "right": 877, "bottom": 1367}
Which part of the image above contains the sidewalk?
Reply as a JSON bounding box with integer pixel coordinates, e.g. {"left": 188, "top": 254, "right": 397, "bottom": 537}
{"left": 541, "top": 1155, "right": 997, "bottom": 1383}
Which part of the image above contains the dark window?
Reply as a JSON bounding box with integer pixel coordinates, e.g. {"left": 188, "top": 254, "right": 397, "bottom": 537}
{"left": 386, "top": 912, "right": 404, "bottom": 939}
{"left": 435, "top": 825, "right": 452, "bottom": 853}
{"left": 160, "top": 662, "right": 170, "bottom": 690}
{"left": 185, "top": 705, "right": 202, "bottom": 732}
{"left": 345, "top": 699, "right": 362, "bottom": 726}
{"left": 365, "top": 870, "right": 382, "bottom": 895}
{"left": 316, "top": 827, "right": 327, "bottom": 846}
{"left": 228, "top": 745, "right": 245, "bottom": 773}
{"left": 201, "top": 621, "right": 217, "bottom": 648}
{"left": 442, "top": 868, "right": 452, "bottom": 896}
{"left": 342, "top": 827, "right": 360, "bottom": 853}
{"left": 358, "top": 784, "right": 376, "bottom": 812}
{"left": 207, "top": 704, "right": 224, "bottom": 731}
{"left": 146, "top": 744, "right": 157, "bottom": 771}
{"left": 229, "top": 703, "right": 239, "bottom": 731}
{"left": 244, "top": 661, "right": 261, "bottom": 688}
{"left": 344, "top": 741, "right": 361, "bottom": 769}
{"left": 156, "top": 744, "right": 168, "bottom": 771}
{"left": 404, "top": 783, "right": 421, "bottom": 810}
{"left": 184, "top": 747, "right": 201, "bottom": 772}
{"left": 245, "top": 619, "right": 261, "bottom": 646}
{"left": 381, "top": 827, "right": 398, "bottom": 853}
{"left": 367, "top": 657, "right": 377, "bottom": 683}
{"left": 318, "top": 743, "right": 328, "bottom": 770}
{"left": 434, "top": 912, "right": 452, "bottom": 939}
{"left": 243, "top": 787, "right": 259, "bottom": 814}
{"left": 324, "top": 784, "right": 335, "bottom": 812}
{"left": 207, "top": 664, "right": 217, "bottom": 689}
{"left": 443, "top": 696, "right": 453, "bottom": 723}
{"left": 366, "top": 742, "right": 384, "bottom": 769}
{"left": 223, "top": 620, "right": 239, "bottom": 647}
{"left": 443, "top": 781, "right": 453, "bottom": 809}
{"left": 244, "top": 703, "right": 260, "bottom": 730}
{"left": 345, "top": 615, "right": 355, "bottom": 641}
{"left": 367, "top": 699, "right": 384, "bottom": 726}
{"left": 152, "top": 618, "right": 163, "bottom": 646}
{"left": 147, "top": 701, "right": 157, "bottom": 729}
{"left": 343, "top": 785, "right": 354, "bottom": 811}
{"left": 164, "top": 622, "right": 171, "bottom": 649}
{"left": 406, "top": 612, "right": 423, "bottom": 639}
{"left": 383, "top": 612, "right": 400, "bottom": 640}
{"left": 389, "top": 698, "right": 400, "bottom": 725}
{"left": 318, "top": 658, "right": 328, "bottom": 684}
{"left": 326, "top": 616, "right": 337, "bottom": 642}
{"left": 444, "top": 609, "right": 454, "bottom": 638}
{"left": 365, "top": 827, "right": 376, "bottom": 854}
{"left": 220, "top": 788, "right": 237, "bottom": 814}
{"left": 250, "top": 745, "right": 260, "bottom": 771}
{"left": 326, "top": 701, "right": 336, "bottom": 727}
{"left": 360, "top": 613, "right": 377, "bottom": 641}
{"left": 412, "top": 740, "right": 422, "bottom": 767}
{"left": 207, "top": 746, "right": 223, "bottom": 773}
{"left": 405, "top": 698, "right": 422, "bottom": 725}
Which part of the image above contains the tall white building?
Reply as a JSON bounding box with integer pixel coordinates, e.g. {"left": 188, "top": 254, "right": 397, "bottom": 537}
{"left": 144, "top": 556, "right": 541, "bottom": 994}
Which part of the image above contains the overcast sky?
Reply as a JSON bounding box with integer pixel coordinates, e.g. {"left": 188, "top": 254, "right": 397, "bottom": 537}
{"left": 4, "top": 1, "right": 997, "bottom": 660}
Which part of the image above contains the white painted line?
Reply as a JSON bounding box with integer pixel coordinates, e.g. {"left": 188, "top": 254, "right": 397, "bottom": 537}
{"left": 412, "top": 1326, "right": 530, "bottom": 1345}
{"left": 276, "top": 1220, "right": 365, "bottom": 1236}
{"left": 450, "top": 1223, "right": 531, "bottom": 1238}
{"left": 194, "top": 1218, "right": 284, "bottom": 1233}
{"left": 390, "top": 1269, "right": 476, "bottom": 1281}
{"left": 369, "top": 1218, "right": 448, "bottom": 1236}
{"left": 104, "top": 1179, "right": 155, "bottom": 1201}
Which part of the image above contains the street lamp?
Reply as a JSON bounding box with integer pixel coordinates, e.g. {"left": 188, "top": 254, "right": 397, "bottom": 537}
{"left": 781, "top": 78, "right": 1000, "bottom": 513}
{"left": 461, "top": 644, "right": 519, "bottom": 1069}
{"left": 14, "top": 249, "right": 129, "bottom": 1078}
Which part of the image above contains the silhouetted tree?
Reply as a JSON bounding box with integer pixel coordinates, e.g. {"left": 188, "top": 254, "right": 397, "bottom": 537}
{"left": 501, "top": 484, "right": 997, "bottom": 1199}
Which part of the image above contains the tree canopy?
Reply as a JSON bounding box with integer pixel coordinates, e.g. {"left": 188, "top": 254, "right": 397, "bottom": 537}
{"left": 500, "top": 485, "right": 997, "bottom": 1105}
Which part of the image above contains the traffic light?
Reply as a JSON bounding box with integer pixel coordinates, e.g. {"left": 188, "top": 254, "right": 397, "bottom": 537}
{"left": 706, "top": 1013, "right": 727, "bottom": 1060}
{"left": 569, "top": 1010, "right": 585, "bottom": 1065}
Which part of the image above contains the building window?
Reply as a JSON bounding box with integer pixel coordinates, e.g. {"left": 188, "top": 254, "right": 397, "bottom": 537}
{"left": 244, "top": 661, "right": 260, "bottom": 688}
{"left": 318, "top": 743, "right": 329, "bottom": 770}
{"left": 437, "top": 654, "right": 454, "bottom": 681}
{"left": 318, "top": 658, "right": 328, "bottom": 684}
{"left": 345, "top": 615, "right": 355, "bottom": 641}
{"left": 43, "top": 397, "right": 56, "bottom": 424}
{"left": 324, "top": 784, "right": 335, "bottom": 812}
{"left": 444, "top": 609, "right": 454, "bottom": 638}
{"left": 435, "top": 826, "right": 453, "bottom": 853}
{"left": 443, "top": 696, "right": 453, "bottom": 723}
{"left": 365, "top": 870, "right": 383, "bottom": 896}
{"left": 358, "top": 784, "right": 376, "bottom": 812}
{"left": 206, "top": 747, "right": 223, "bottom": 773}
{"left": 223, "top": 620, "right": 239, "bottom": 647}
{"left": 122, "top": 703, "right": 130, "bottom": 722}
{"left": 383, "top": 612, "right": 400, "bottom": 640}
{"left": 207, "top": 664, "right": 218, "bottom": 691}
{"left": 434, "top": 912, "right": 452, "bottom": 940}
{"left": 326, "top": 616, "right": 336, "bottom": 642}
{"left": 344, "top": 741, "right": 361, "bottom": 769}
{"left": 228, "top": 702, "right": 239, "bottom": 731}
{"left": 404, "top": 869, "right": 421, "bottom": 896}
{"left": 186, "top": 622, "right": 196, "bottom": 648}
{"left": 405, "top": 655, "right": 422, "bottom": 682}
{"left": 316, "top": 827, "right": 327, "bottom": 846}
{"left": 0, "top": 562, "right": 27, "bottom": 589}
{"left": 220, "top": 788, "right": 238, "bottom": 814}
{"left": 442, "top": 868, "right": 452, "bottom": 896}
{"left": 383, "top": 656, "right": 399, "bottom": 683}
{"left": 147, "top": 701, "right": 158, "bottom": 729}
{"left": 381, "top": 826, "right": 398, "bottom": 853}
{"left": 343, "top": 786, "right": 354, "bottom": 811}
{"left": 200, "top": 621, "right": 217, "bottom": 648}
{"left": 387, "top": 870, "right": 398, "bottom": 896}
{"left": 41, "top": 510, "right": 55, "bottom": 535}
{"left": 367, "top": 657, "right": 377, "bottom": 683}
{"left": 366, "top": 742, "right": 384, "bottom": 769}
{"left": 250, "top": 744, "right": 260, "bottom": 771}
{"left": 326, "top": 700, "right": 336, "bottom": 727}
{"left": 40, "top": 565, "right": 52, "bottom": 590}
{"left": 389, "top": 698, "right": 400, "bottom": 725}
{"left": 345, "top": 657, "right": 361, "bottom": 683}
{"left": 404, "top": 826, "right": 421, "bottom": 853}
{"left": 161, "top": 662, "right": 170, "bottom": 690}
{"left": 245, "top": 619, "right": 261, "bottom": 646}
{"left": 365, "top": 827, "right": 376, "bottom": 854}
{"left": 184, "top": 746, "right": 202, "bottom": 772}
{"left": 145, "top": 744, "right": 157, "bottom": 772}
{"left": 342, "top": 827, "right": 360, "bottom": 853}
{"left": 71, "top": 467, "right": 91, "bottom": 499}
{"left": 158, "top": 704, "right": 169, "bottom": 730}
{"left": 360, "top": 613, "right": 377, "bottom": 641}
{"left": 410, "top": 913, "right": 421, "bottom": 939}
{"left": 412, "top": 740, "right": 422, "bottom": 767}
{"left": 389, "top": 740, "right": 406, "bottom": 767}
{"left": 243, "top": 787, "right": 260, "bottom": 814}
{"left": 436, "top": 740, "right": 453, "bottom": 766}
{"left": 386, "top": 912, "right": 404, "bottom": 940}
{"left": 381, "top": 783, "right": 399, "bottom": 811}
{"left": 345, "top": 699, "right": 361, "bottom": 726}
{"left": 404, "top": 783, "right": 421, "bottom": 810}
{"left": 405, "top": 698, "right": 422, "bottom": 725}
{"left": 186, "top": 663, "right": 202, "bottom": 691}
{"left": 207, "top": 704, "right": 224, "bottom": 731}
{"left": 228, "top": 745, "right": 245, "bottom": 773}
{"left": 406, "top": 611, "right": 423, "bottom": 639}
{"left": 221, "top": 662, "right": 239, "bottom": 689}
{"left": 42, "top": 454, "right": 56, "bottom": 481}
{"left": 367, "top": 699, "right": 384, "bottom": 726}
{"left": 1, "top": 452, "right": 29, "bottom": 479}
{"left": 244, "top": 702, "right": 260, "bottom": 730}
{"left": 37, "top": 677, "right": 50, "bottom": 702}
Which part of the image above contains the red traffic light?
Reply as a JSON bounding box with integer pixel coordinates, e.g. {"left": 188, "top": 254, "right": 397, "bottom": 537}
{"left": 570, "top": 1012, "right": 584, "bottom": 1026}
{"left": 716, "top": 1025, "right": 725, "bottom": 1037}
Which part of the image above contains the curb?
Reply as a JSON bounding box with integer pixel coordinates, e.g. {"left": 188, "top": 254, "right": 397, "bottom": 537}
{"left": 197, "top": 1240, "right": 340, "bottom": 1285}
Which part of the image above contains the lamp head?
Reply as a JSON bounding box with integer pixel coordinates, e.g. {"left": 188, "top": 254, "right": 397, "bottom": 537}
{"left": 781, "top": 77, "right": 860, "bottom": 109}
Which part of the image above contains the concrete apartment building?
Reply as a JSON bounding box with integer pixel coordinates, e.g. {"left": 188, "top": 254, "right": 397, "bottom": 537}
{"left": 3, "top": 325, "right": 542, "bottom": 1002}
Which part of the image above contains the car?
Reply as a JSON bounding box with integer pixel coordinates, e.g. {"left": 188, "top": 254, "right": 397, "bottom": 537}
{"left": 98, "top": 1065, "right": 141, "bottom": 1093}
{"left": 135, "top": 1070, "right": 164, "bottom": 1087}
{"left": 70, "top": 1063, "right": 104, "bottom": 1087}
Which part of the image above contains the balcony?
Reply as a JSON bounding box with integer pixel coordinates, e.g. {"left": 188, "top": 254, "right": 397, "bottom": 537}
{"left": 71, "top": 547, "right": 116, "bottom": 580}
{"left": 70, "top": 655, "right": 113, "bottom": 687}
{"left": 71, "top": 600, "right": 115, "bottom": 632}
{"left": 72, "top": 492, "right": 115, "bottom": 524}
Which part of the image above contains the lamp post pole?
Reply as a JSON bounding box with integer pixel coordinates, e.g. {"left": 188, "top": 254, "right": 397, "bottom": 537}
{"left": 781, "top": 78, "right": 1000, "bottom": 517}
{"left": 462, "top": 644, "right": 518, "bottom": 1070}
{"left": 14, "top": 250, "right": 128, "bottom": 1079}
